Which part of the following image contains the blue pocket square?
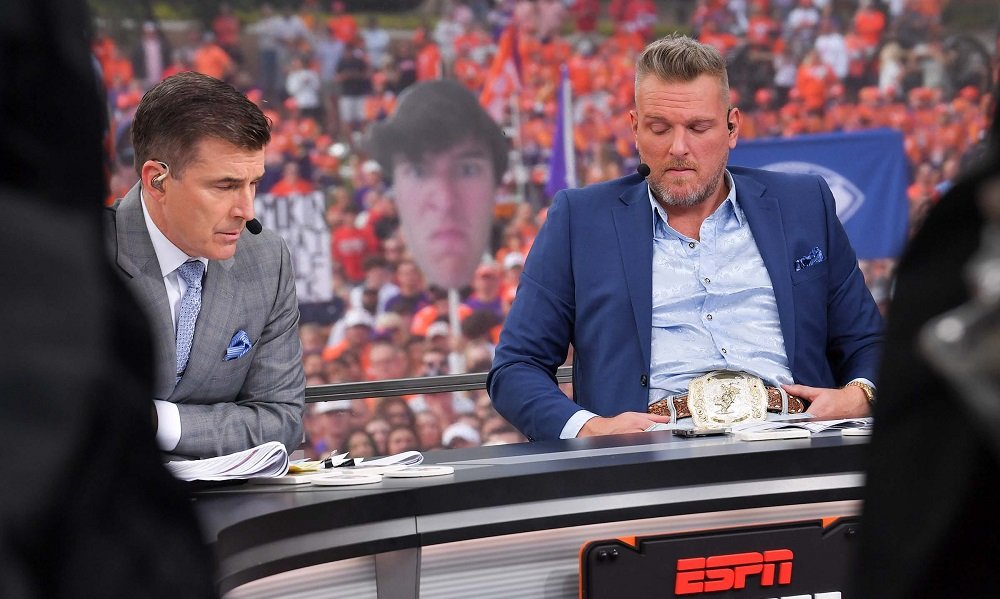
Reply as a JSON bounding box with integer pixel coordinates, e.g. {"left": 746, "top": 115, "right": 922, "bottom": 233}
{"left": 225, "top": 330, "right": 253, "bottom": 361}
{"left": 794, "top": 247, "right": 825, "bottom": 272}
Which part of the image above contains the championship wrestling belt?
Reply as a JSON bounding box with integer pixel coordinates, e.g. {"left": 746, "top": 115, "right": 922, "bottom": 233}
{"left": 686, "top": 370, "right": 769, "bottom": 428}
{"left": 648, "top": 370, "right": 809, "bottom": 428}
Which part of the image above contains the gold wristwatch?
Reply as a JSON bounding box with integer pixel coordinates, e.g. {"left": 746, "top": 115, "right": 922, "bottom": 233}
{"left": 845, "top": 380, "right": 876, "bottom": 404}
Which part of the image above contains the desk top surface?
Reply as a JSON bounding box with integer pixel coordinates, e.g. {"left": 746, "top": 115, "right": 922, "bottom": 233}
{"left": 193, "top": 429, "right": 869, "bottom": 545}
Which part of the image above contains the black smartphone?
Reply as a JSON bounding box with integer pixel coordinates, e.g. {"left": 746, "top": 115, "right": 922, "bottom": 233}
{"left": 672, "top": 428, "right": 728, "bottom": 438}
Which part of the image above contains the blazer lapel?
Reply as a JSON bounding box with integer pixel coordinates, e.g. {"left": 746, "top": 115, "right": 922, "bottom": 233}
{"left": 612, "top": 183, "right": 654, "bottom": 370}
{"left": 734, "top": 173, "right": 796, "bottom": 366}
{"left": 173, "top": 255, "right": 239, "bottom": 398}
{"left": 115, "top": 184, "right": 177, "bottom": 398}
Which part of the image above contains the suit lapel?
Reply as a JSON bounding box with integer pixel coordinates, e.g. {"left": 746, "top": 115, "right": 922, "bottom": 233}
{"left": 173, "top": 255, "right": 239, "bottom": 398}
{"left": 115, "top": 185, "right": 177, "bottom": 398}
{"left": 612, "top": 183, "right": 654, "bottom": 370}
{"left": 734, "top": 173, "right": 796, "bottom": 365}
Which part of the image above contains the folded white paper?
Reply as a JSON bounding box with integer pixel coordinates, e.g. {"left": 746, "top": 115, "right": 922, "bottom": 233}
{"left": 165, "top": 441, "right": 289, "bottom": 482}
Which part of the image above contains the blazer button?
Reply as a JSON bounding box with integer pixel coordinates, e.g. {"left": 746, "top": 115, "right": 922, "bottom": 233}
{"left": 640, "top": 374, "right": 648, "bottom": 387}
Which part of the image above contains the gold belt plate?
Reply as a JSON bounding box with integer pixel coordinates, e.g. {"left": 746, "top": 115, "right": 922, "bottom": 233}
{"left": 687, "top": 370, "right": 769, "bottom": 428}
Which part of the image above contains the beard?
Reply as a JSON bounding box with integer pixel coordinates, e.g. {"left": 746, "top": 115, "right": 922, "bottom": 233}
{"left": 647, "top": 159, "right": 727, "bottom": 208}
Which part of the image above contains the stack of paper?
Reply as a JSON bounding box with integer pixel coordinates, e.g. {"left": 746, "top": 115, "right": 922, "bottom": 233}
{"left": 165, "top": 441, "right": 289, "bottom": 482}
{"left": 360, "top": 450, "right": 423, "bottom": 467}
{"left": 730, "top": 417, "right": 873, "bottom": 435}
{"left": 251, "top": 450, "right": 428, "bottom": 486}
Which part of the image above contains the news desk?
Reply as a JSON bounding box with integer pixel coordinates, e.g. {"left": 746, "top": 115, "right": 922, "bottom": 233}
{"left": 193, "top": 431, "right": 869, "bottom": 598}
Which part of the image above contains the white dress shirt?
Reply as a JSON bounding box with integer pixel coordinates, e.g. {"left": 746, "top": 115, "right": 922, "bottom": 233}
{"left": 141, "top": 192, "right": 208, "bottom": 452}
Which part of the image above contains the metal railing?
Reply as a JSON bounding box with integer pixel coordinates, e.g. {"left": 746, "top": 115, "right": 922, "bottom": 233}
{"left": 305, "top": 366, "right": 574, "bottom": 402}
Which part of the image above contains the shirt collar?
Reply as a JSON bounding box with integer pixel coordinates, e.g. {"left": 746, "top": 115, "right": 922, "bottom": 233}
{"left": 648, "top": 169, "right": 743, "bottom": 234}
{"left": 140, "top": 189, "right": 209, "bottom": 278}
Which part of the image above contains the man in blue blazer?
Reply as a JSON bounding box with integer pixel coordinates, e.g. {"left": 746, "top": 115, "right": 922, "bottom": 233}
{"left": 488, "top": 35, "right": 883, "bottom": 442}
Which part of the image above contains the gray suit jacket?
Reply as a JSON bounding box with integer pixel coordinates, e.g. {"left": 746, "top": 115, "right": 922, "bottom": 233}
{"left": 105, "top": 183, "right": 304, "bottom": 457}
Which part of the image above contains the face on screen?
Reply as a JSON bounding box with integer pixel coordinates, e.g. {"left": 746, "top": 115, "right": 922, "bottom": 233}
{"left": 391, "top": 139, "right": 496, "bottom": 289}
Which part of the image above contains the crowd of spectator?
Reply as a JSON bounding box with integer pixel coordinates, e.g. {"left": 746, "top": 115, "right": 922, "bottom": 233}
{"left": 92, "top": 0, "right": 998, "bottom": 458}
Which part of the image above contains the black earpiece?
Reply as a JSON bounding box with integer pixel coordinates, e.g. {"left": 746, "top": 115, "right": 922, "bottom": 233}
{"left": 728, "top": 121, "right": 735, "bottom": 132}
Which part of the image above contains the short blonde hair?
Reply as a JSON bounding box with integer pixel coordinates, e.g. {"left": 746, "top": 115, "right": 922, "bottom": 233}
{"left": 635, "top": 34, "right": 730, "bottom": 105}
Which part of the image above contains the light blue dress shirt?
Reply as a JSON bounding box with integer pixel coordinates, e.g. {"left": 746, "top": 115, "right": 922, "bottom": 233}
{"left": 647, "top": 169, "right": 792, "bottom": 400}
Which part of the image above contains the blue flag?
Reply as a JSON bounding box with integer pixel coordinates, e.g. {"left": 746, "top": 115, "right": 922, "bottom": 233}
{"left": 545, "top": 65, "right": 576, "bottom": 199}
{"left": 729, "top": 128, "right": 909, "bottom": 259}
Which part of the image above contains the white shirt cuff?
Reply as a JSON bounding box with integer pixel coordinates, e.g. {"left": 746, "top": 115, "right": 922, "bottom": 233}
{"left": 153, "top": 399, "right": 181, "bottom": 452}
{"left": 561, "top": 409, "right": 599, "bottom": 439}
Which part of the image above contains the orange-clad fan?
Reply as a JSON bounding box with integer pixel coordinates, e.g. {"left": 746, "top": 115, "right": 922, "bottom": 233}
{"left": 327, "top": 1, "right": 358, "bottom": 44}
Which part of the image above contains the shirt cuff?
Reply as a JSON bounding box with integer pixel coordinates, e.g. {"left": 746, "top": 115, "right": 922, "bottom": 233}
{"left": 153, "top": 399, "right": 181, "bottom": 452}
{"left": 561, "top": 409, "right": 599, "bottom": 439}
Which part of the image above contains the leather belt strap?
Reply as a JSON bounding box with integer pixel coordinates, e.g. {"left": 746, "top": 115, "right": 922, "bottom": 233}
{"left": 648, "top": 386, "right": 807, "bottom": 420}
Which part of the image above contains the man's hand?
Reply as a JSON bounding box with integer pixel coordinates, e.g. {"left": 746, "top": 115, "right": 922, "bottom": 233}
{"left": 782, "top": 383, "right": 871, "bottom": 420}
{"left": 578, "top": 412, "right": 672, "bottom": 437}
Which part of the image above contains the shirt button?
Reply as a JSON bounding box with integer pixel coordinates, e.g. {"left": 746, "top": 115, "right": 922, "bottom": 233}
{"left": 688, "top": 242, "right": 696, "bottom": 249}
{"left": 721, "top": 348, "right": 728, "bottom": 354}
{"left": 706, "top": 314, "right": 713, "bottom": 320}
{"left": 703, "top": 277, "right": 711, "bottom": 284}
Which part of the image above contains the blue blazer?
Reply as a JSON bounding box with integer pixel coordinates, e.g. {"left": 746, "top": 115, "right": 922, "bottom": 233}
{"left": 488, "top": 166, "right": 884, "bottom": 441}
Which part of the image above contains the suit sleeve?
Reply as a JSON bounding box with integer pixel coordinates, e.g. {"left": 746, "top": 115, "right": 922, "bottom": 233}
{"left": 818, "top": 175, "right": 884, "bottom": 384}
{"left": 173, "top": 238, "right": 305, "bottom": 456}
{"left": 488, "top": 191, "right": 585, "bottom": 441}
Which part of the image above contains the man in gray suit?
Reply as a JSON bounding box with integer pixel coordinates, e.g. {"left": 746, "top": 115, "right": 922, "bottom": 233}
{"left": 106, "top": 72, "right": 304, "bottom": 458}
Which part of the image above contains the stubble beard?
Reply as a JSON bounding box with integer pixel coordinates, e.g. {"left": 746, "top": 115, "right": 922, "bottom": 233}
{"left": 649, "top": 166, "right": 724, "bottom": 208}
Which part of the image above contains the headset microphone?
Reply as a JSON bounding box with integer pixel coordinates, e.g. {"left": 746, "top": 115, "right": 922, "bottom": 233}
{"left": 636, "top": 163, "right": 651, "bottom": 177}
{"left": 246, "top": 219, "right": 262, "bottom": 235}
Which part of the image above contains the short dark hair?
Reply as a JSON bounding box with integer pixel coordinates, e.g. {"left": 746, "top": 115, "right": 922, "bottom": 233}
{"left": 461, "top": 309, "right": 501, "bottom": 339}
{"left": 362, "top": 254, "right": 389, "bottom": 271}
{"left": 131, "top": 71, "right": 271, "bottom": 177}
{"left": 366, "top": 80, "right": 508, "bottom": 185}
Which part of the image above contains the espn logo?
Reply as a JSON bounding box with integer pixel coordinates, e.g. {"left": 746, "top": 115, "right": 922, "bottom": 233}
{"left": 675, "top": 549, "right": 793, "bottom": 595}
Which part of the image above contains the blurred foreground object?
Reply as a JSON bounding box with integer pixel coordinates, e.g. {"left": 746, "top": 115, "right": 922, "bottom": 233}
{"left": 858, "top": 91, "right": 1000, "bottom": 597}
{"left": 921, "top": 179, "right": 1000, "bottom": 447}
{"left": 0, "top": 1, "right": 215, "bottom": 597}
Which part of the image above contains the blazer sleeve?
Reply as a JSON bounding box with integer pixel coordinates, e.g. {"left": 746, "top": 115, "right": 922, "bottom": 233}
{"left": 173, "top": 238, "right": 305, "bottom": 457}
{"left": 818, "top": 175, "right": 884, "bottom": 384}
{"left": 488, "top": 191, "right": 585, "bottom": 441}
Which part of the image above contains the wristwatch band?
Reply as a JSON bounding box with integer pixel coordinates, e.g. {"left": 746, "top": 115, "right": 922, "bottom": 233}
{"left": 846, "top": 380, "right": 876, "bottom": 404}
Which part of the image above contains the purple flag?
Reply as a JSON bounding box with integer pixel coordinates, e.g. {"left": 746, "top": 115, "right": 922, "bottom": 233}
{"left": 545, "top": 65, "right": 575, "bottom": 199}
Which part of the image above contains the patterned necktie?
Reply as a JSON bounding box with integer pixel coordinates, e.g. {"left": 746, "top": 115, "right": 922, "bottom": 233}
{"left": 175, "top": 260, "right": 205, "bottom": 383}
